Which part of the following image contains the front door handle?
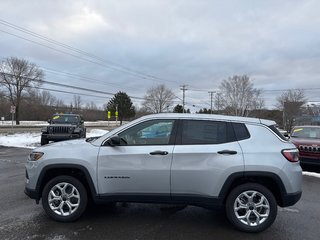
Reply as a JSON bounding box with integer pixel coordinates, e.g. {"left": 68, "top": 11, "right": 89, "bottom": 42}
{"left": 150, "top": 151, "right": 169, "bottom": 155}
{"left": 217, "top": 150, "right": 237, "bottom": 155}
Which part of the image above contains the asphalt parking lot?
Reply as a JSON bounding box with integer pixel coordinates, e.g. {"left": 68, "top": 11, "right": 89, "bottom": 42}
{"left": 0, "top": 146, "right": 320, "bottom": 240}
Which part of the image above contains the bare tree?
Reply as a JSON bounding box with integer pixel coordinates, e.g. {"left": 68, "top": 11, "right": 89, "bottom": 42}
{"left": 214, "top": 92, "right": 223, "bottom": 113}
{"left": 0, "top": 57, "right": 44, "bottom": 124}
{"left": 217, "top": 75, "right": 264, "bottom": 116}
{"left": 38, "top": 90, "right": 57, "bottom": 106}
{"left": 276, "top": 89, "right": 306, "bottom": 110}
{"left": 85, "top": 101, "right": 98, "bottom": 110}
{"left": 73, "top": 95, "right": 82, "bottom": 110}
{"left": 142, "top": 84, "right": 175, "bottom": 113}
{"left": 276, "top": 89, "right": 306, "bottom": 131}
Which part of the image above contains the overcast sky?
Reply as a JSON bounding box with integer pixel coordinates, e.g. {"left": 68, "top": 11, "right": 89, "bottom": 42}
{"left": 0, "top": 0, "right": 319, "bottom": 111}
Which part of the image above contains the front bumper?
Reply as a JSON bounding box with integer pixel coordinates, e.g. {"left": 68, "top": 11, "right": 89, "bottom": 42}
{"left": 300, "top": 157, "right": 320, "bottom": 166}
{"left": 24, "top": 187, "right": 40, "bottom": 201}
{"left": 42, "top": 133, "right": 81, "bottom": 141}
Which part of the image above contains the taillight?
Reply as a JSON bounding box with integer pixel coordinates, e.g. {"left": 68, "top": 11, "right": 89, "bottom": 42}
{"left": 282, "top": 149, "right": 300, "bottom": 162}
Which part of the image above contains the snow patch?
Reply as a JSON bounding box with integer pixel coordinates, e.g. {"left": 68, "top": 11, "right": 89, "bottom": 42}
{"left": 302, "top": 171, "right": 320, "bottom": 178}
{"left": 0, "top": 132, "right": 40, "bottom": 148}
{"left": 0, "top": 120, "right": 122, "bottom": 127}
{"left": 0, "top": 129, "right": 109, "bottom": 149}
{"left": 87, "top": 129, "right": 109, "bottom": 138}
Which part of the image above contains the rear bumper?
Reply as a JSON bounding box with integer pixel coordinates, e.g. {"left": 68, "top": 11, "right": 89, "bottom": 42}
{"left": 281, "top": 191, "right": 302, "bottom": 207}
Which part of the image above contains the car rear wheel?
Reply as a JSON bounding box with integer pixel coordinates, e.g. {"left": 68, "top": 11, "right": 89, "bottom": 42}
{"left": 225, "top": 183, "right": 277, "bottom": 233}
{"left": 42, "top": 175, "right": 87, "bottom": 222}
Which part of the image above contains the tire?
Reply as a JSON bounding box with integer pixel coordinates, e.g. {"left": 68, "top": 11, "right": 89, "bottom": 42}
{"left": 225, "top": 183, "right": 277, "bottom": 233}
{"left": 41, "top": 136, "right": 49, "bottom": 145}
{"left": 42, "top": 175, "right": 88, "bottom": 222}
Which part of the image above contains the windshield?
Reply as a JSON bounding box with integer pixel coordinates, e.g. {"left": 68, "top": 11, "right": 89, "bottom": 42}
{"left": 291, "top": 127, "right": 320, "bottom": 139}
{"left": 51, "top": 115, "right": 80, "bottom": 124}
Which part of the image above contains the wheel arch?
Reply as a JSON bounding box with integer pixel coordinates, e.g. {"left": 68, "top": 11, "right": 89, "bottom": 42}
{"left": 219, "top": 171, "right": 288, "bottom": 207}
{"left": 36, "top": 164, "right": 98, "bottom": 202}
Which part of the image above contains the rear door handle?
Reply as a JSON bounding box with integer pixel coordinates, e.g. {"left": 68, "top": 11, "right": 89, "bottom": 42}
{"left": 217, "top": 150, "right": 237, "bottom": 155}
{"left": 150, "top": 151, "right": 169, "bottom": 155}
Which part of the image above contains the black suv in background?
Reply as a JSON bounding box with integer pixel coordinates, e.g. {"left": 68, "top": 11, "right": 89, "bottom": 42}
{"left": 41, "top": 114, "right": 86, "bottom": 145}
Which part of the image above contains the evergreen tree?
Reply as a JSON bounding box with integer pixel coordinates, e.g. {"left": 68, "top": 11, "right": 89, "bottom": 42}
{"left": 106, "top": 91, "right": 135, "bottom": 124}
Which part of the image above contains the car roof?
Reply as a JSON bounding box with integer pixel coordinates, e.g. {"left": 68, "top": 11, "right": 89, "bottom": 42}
{"left": 137, "top": 113, "right": 275, "bottom": 126}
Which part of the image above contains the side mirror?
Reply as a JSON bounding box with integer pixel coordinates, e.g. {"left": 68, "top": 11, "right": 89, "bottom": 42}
{"left": 284, "top": 133, "right": 289, "bottom": 138}
{"left": 47, "top": 119, "right": 51, "bottom": 123}
{"left": 80, "top": 119, "right": 84, "bottom": 124}
{"left": 107, "top": 135, "right": 121, "bottom": 146}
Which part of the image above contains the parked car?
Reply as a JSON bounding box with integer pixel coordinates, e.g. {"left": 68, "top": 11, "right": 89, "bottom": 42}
{"left": 41, "top": 113, "right": 86, "bottom": 145}
{"left": 289, "top": 125, "right": 320, "bottom": 165}
{"left": 25, "top": 113, "right": 302, "bottom": 233}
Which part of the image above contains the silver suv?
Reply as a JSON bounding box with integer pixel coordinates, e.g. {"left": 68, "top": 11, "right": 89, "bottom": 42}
{"left": 25, "top": 113, "right": 302, "bottom": 232}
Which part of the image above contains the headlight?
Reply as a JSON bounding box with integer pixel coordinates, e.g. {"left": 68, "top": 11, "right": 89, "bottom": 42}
{"left": 29, "top": 152, "right": 44, "bottom": 161}
{"left": 41, "top": 127, "right": 47, "bottom": 132}
{"left": 74, "top": 128, "right": 81, "bottom": 133}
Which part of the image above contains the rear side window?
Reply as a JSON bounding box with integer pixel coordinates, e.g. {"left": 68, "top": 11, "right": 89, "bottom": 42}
{"left": 180, "top": 120, "right": 235, "bottom": 144}
{"left": 232, "top": 123, "right": 250, "bottom": 141}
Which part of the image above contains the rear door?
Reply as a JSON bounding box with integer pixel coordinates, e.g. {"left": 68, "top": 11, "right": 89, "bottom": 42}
{"left": 171, "top": 120, "right": 244, "bottom": 199}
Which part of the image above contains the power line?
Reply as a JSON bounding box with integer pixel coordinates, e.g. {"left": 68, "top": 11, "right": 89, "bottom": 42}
{"left": 41, "top": 67, "right": 183, "bottom": 102}
{"left": 0, "top": 72, "right": 146, "bottom": 100}
{"left": 263, "top": 88, "right": 320, "bottom": 92}
{"left": 42, "top": 67, "right": 142, "bottom": 92}
{"left": 0, "top": 28, "right": 148, "bottom": 79}
{"left": 0, "top": 19, "right": 180, "bottom": 84}
{"left": 0, "top": 80, "right": 108, "bottom": 99}
{"left": 1, "top": 72, "right": 183, "bottom": 104}
{"left": 33, "top": 86, "right": 110, "bottom": 99}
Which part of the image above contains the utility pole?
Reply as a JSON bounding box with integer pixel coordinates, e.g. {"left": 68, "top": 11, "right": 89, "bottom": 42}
{"left": 180, "top": 85, "right": 188, "bottom": 113}
{"left": 216, "top": 92, "right": 221, "bottom": 113}
{"left": 115, "top": 104, "right": 118, "bottom": 126}
{"left": 208, "top": 91, "right": 215, "bottom": 114}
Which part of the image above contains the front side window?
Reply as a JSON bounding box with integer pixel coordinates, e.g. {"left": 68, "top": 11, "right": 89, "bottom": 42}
{"left": 181, "top": 120, "right": 231, "bottom": 144}
{"left": 118, "top": 119, "right": 175, "bottom": 145}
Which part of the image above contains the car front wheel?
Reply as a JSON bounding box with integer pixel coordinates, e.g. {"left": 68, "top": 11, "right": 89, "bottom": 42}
{"left": 42, "top": 175, "right": 88, "bottom": 222}
{"left": 225, "top": 183, "right": 277, "bottom": 233}
{"left": 40, "top": 136, "right": 49, "bottom": 145}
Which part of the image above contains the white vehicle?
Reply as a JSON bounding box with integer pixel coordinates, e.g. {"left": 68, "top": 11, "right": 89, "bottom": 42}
{"left": 25, "top": 113, "right": 302, "bottom": 232}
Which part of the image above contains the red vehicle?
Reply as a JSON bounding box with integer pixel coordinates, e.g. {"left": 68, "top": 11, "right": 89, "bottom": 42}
{"left": 290, "top": 125, "right": 320, "bottom": 165}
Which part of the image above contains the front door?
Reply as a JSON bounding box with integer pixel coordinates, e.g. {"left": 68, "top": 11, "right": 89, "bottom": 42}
{"left": 97, "top": 119, "right": 177, "bottom": 199}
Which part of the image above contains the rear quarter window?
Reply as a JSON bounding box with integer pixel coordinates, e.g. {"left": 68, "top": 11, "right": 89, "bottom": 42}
{"left": 268, "top": 125, "right": 288, "bottom": 141}
{"left": 232, "top": 123, "right": 250, "bottom": 141}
